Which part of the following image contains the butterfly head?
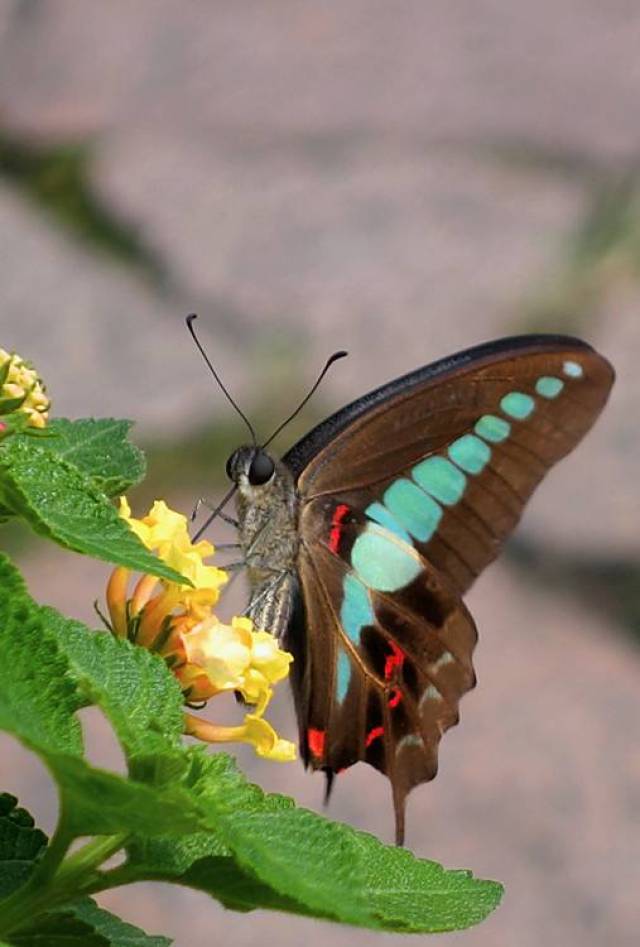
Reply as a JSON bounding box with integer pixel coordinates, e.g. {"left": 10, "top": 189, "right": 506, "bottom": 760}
{"left": 225, "top": 445, "right": 277, "bottom": 496}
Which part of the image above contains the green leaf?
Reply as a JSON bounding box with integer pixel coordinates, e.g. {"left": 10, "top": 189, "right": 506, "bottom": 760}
{"left": 46, "top": 749, "right": 289, "bottom": 851}
{"left": 0, "top": 559, "right": 84, "bottom": 756}
{"left": 44, "top": 754, "right": 202, "bottom": 839}
{"left": 66, "top": 899, "right": 171, "bottom": 946}
{"left": 126, "top": 751, "right": 294, "bottom": 873}
{"left": 0, "top": 396, "right": 27, "bottom": 416}
{"left": 125, "top": 752, "right": 502, "bottom": 932}
{"left": 12, "top": 897, "right": 172, "bottom": 947}
{"left": 0, "top": 441, "right": 183, "bottom": 582}
{"left": 0, "top": 556, "right": 502, "bottom": 933}
{"left": 41, "top": 608, "right": 185, "bottom": 758}
{"left": 0, "top": 358, "right": 11, "bottom": 389}
{"left": 151, "top": 854, "right": 308, "bottom": 917}
{"left": 0, "top": 552, "right": 185, "bottom": 775}
{"left": 219, "top": 807, "right": 503, "bottom": 932}
{"left": 0, "top": 797, "right": 171, "bottom": 945}
{"left": 0, "top": 794, "right": 48, "bottom": 898}
{"left": 41, "top": 419, "right": 146, "bottom": 496}
{"left": 352, "top": 829, "right": 503, "bottom": 932}
{"left": 9, "top": 910, "right": 106, "bottom": 946}
{"left": 0, "top": 556, "right": 198, "bottom": 838}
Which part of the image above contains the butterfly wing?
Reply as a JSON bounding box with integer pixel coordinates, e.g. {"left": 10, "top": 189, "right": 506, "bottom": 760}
{"left": 289, "top": 522, "right": 477, "bottom": 845}
{"left": 283, "top": 335, "right": 614, "bottom": 843}
{"left": 286, "top": 335, "right": 614, "bottom": 595}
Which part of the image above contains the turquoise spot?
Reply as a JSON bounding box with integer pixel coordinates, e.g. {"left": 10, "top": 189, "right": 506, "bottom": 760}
{"left": 383, "top": 478, "right": 442, "bottom": 543}
{"left": 365, "top": 501, "right": 411, "bottom": 543}
{"left": 412, "top": 456, "right": 466, "bottom": 505}
{"left": 448, "top": 434, "right": 491, "bottom": 474}
{"left": 535, "top": 375, "right": 564, "bottom": 399}
{"left": 351, "top": 525, "right": 422, "bottom": 591}
{"left": 474, "top": 414, "right": 511, "bottom": 443}
{"left": 563, "top": 360, "right": 583, "bottom": 379}
{"left": 500, "top": 391, "right": 535, "bottom": 420}
{"left": 340, "top": 574, "right": 374, "bottom": 645}
{"left": 336, "top": 650, "right": 351, "bottom": 703}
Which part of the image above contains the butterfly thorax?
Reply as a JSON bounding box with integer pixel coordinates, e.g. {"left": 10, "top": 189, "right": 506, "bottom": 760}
{"left": 228, "top": 446, "right": 300, "bottom": 637}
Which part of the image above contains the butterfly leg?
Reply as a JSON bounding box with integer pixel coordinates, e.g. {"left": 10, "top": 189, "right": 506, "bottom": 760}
{"left": 191, "top": 495, "right": 239, "bottom": 528}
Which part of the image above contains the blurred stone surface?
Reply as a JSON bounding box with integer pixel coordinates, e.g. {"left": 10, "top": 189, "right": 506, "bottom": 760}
{"left": 0, "top": 0, "right": 636, "bottom": 554}
{"left": 95, "top": 132, "right": 584, "bottom": 386}
{"left": 524, "top": 300, "right": 640, "bottom": 555}
{"left": 0, "top": 2, "right": 638, "bottom": 945}
{"left": 2, "top": 1, "right": 640, "bottom": 163}
{"left": 0, "top": 182, "right": 251, "bottom": 435}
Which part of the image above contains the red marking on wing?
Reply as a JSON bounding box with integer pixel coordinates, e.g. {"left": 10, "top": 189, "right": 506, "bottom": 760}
{"left": 328, "top": 503, "right": 350, "bottom": 554}
{"left": 384, "top": 641, "right": 405, "bottom": 680}
{"left": 307, "top": 728, "right": 326, "bottom": 759}
{"left": 388, "top": 687, "right": 402, "bottom": 709}
{"left": 365, "top": 725, "right": 385, "bottom": 748}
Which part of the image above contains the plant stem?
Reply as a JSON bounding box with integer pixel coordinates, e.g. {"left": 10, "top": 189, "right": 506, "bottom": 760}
{"left": 0, "top": 831, "right": 128, "bottom": 937}
{"left": 55, "top": 832, "right": 129, "bottom": 891}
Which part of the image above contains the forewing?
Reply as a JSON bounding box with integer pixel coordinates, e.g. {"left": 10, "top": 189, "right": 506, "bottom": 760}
{"left": 286, "top": 336, "right": 614, "bottom": 595}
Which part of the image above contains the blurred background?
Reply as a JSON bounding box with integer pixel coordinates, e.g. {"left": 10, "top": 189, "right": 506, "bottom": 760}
{"left": 0, "top": 2, "right": 639, "bottom": 945}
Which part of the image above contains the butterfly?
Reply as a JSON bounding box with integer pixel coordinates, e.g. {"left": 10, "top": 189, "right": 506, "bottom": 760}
{"left": 195, "top": 326, "right": 614, "bottom": 845}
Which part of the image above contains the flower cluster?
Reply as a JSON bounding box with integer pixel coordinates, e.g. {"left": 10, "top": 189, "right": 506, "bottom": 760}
{"left": 0, "top": 349, "right": 50, "bottom": 429}
{"left": 107, "top": 499, "right": 295, "bottom": 762}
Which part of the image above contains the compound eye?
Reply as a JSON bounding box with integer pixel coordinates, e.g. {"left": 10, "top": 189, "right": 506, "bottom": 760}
{"left": 248, "top": 451, "right": 275, "bottom": 486}
{"left": 225, "top": 452, "right": 236, "bottom": 481}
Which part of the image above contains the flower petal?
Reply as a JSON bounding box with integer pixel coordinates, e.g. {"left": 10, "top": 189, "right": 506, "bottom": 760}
{"left": 251, "top": 630, "right": 293, "bottom": 684}
{"left": 242, "top": 714, "right": 297, "bottom": 761}
{"left": 182, "top": 617, "right": 253, "bottom": 690}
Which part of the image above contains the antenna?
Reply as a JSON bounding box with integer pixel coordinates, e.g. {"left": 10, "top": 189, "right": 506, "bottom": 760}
{"left": 186, "top": 314, "right": 257, "bottom": 446}
{"left": 263, "top": 349, "right": 348, "bottom": 448}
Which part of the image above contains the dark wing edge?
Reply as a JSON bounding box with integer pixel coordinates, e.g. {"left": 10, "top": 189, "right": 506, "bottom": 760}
{"left": 283, "top": 334, "right": 601, "bottom": 478}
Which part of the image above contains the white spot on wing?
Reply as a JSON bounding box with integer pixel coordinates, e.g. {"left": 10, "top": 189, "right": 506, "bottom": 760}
{"left": 419, "top": 684, "right": 442, "bottom": 711}
{"left": 432, "top": 652, "right": 454, "bottom": 670}
{"left": 562, "top": 359, "right": 584, "bottom": 379}
{"left": 396, "top": 734, "right": 423, "bottom": 754}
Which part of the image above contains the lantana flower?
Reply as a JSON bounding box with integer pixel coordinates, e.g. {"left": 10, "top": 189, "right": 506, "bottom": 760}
{"left": 0, "top": 349, "right": 50, "bottom": 429}
{"left": 106, "top": 498, "right": 295, "bottom": 762}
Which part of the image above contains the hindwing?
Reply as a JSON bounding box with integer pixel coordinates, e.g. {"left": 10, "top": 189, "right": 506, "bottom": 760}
{"left": 289, "top": 517, "right": 476, "bottom": 845}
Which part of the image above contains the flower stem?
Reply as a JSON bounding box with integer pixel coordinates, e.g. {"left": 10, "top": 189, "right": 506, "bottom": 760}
{"left": 0, "top": 830, "right": 128, "bottom": 937}
{"left": 54, "top": 832, "right": 129, "bottom": 891}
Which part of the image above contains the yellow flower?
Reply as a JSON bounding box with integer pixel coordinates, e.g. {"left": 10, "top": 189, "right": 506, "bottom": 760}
{"left": 118, "top": 497, "right": 225, "bottom": 599}
{"left": 0, "top": 348, "right": 50, "bottom": 428}
{"left": 181, "top": 616, "right": 253, "bottom": 690}
{"left": 250, "top": 628, "right": 293, "bottom": 685}
{"left": 108, "top": 498, "right": 296, "bottom": 763}
{"left": 178, "top": 614, "right": 293, "bottom": 715}
{"left": 184, "top": 712, "right": 297, "bottom": 762}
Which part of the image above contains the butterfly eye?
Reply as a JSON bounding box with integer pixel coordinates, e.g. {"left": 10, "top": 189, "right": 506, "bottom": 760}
{"left": 248, "top": 451, "right": 275, "bottom": 486}
{"left": 225, "top": 452, "right": 236, "bottom": 481}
